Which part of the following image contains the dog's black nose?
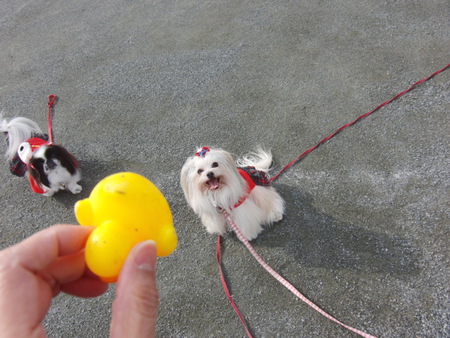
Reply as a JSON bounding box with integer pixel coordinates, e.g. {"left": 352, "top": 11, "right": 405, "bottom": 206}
{"left": 46, "top": 159, "right": 57, "bottom": 170}
{"left": 207, "top": 172, "right": 215, "bottom": 179}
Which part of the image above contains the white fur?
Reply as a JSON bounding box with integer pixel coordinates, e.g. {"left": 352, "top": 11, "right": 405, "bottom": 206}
{"left": 1, "top": 115, "right": 42, "bottom": 159}
{"left": 180, "top": 147, "right": 285, "bottom": 240}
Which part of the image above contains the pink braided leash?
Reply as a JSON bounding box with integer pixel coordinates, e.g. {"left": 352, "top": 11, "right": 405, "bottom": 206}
{"left": 221, "top": 209, "right": 376, "bottom": 338}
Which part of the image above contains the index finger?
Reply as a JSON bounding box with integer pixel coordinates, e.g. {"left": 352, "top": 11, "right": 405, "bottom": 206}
{"left": 3, "top": 225, "right": 93, "bottom": 272}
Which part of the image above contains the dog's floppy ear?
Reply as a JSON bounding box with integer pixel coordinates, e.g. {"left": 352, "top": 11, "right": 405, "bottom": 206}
{"left": 45, "top": 145, "right": 79, "bottom": 175}
{"left": 180, "top": 155, "right": 209, "bottom": 214}
{"left": 28, "top": 162, "right": 42, "bottom": 185}
{"left": 180, "top": 156, "right": 195, "bottom": 205}
{"left": 218, "top": 149, "right": 236, "bottom": 169}
{"left": 27, "top": 157, "right": 51, "bottom": 190}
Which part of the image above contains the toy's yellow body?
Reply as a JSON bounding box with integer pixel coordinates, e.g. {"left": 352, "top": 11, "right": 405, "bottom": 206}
{"left": 75, "top": 172, "right": 177, "bottom": 282}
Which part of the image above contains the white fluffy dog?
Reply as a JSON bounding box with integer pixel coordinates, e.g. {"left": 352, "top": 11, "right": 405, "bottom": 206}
{"left": 180, "top": 147, "right": 284, "bottom": 240}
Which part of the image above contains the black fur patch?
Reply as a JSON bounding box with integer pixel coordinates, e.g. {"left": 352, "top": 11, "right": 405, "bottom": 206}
{"left": 28, "top": 157, "right": 50, "bottom": 188}
{"left": 43, "top": 145, "right": 78, "bottom": 175}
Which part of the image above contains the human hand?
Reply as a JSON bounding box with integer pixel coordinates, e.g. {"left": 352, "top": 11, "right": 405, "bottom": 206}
{"left": 0, "top": 224, "right": 159, "bottom": 337}
{"left": 111, "top": 239, "right": 159, "bottom": 337}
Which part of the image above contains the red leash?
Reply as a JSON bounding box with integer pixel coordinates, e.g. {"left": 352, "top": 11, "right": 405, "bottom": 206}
{"left": 47, "top": 94, "right": 57, "bottom": 144}
{"left": 270, "top": 63, "right": 450, "bottom": 182}
{"left": 217, "top": 64, "right": 449, "bottom": 337}
{"left": 216, "top": 236, "right": 254, "bottom": 338}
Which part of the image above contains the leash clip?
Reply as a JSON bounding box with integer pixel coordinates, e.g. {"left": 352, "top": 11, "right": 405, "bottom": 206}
{"left": 216, "top": 205, "right": 226, "bottom": 214}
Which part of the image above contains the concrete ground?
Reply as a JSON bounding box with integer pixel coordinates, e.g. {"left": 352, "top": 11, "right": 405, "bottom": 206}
{"left": 0, "top": 1, "right": 449, "bottom": 337}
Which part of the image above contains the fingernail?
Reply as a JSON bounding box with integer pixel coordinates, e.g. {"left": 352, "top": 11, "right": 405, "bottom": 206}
{"left": 133, "top": 240, "right": 157, "bottom": 271}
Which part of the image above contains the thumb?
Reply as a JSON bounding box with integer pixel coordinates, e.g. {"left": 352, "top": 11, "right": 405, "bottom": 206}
{"left": 110, "top": 240, "right": 159, "bottom": 338}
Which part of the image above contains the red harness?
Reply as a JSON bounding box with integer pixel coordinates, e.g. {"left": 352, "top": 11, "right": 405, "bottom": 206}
{"left": 231, "top": 169, "right": 257, "bottom": 209}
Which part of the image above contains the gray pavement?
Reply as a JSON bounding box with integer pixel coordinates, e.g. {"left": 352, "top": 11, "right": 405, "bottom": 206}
{"left": 1, "top": 1, "right": 449, "bottom": 337}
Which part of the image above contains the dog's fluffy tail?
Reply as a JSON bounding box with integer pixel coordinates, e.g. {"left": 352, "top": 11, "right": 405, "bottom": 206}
{"left": 236, "top": 147, "right": 273, "bottom": 172}
{"left": 1, "top": 115, "right": 43, "bottom": 159}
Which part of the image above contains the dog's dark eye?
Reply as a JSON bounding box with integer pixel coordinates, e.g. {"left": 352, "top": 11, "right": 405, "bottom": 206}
{"left": 212, "top": 162, "right": 218, "bottom": 168}
{"left": 197, "top": 169, "right": 204, "bottom": 174}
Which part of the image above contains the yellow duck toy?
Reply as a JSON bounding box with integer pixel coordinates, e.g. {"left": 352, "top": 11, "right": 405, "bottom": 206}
{"left": 74, "top": 172, "right": 177, "bottom": 283}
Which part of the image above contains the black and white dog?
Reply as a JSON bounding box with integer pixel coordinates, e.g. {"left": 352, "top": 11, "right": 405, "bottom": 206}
{"left": 1, "top": 115, "right": 81, "bottom": 196}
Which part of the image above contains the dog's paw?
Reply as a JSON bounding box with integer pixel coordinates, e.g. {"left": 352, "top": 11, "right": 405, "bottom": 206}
{"left": 273, "top": 212, "right": 283, "bottom": 223}
{"left": 69, "top": 184, "right": 82, "bottom": 194}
